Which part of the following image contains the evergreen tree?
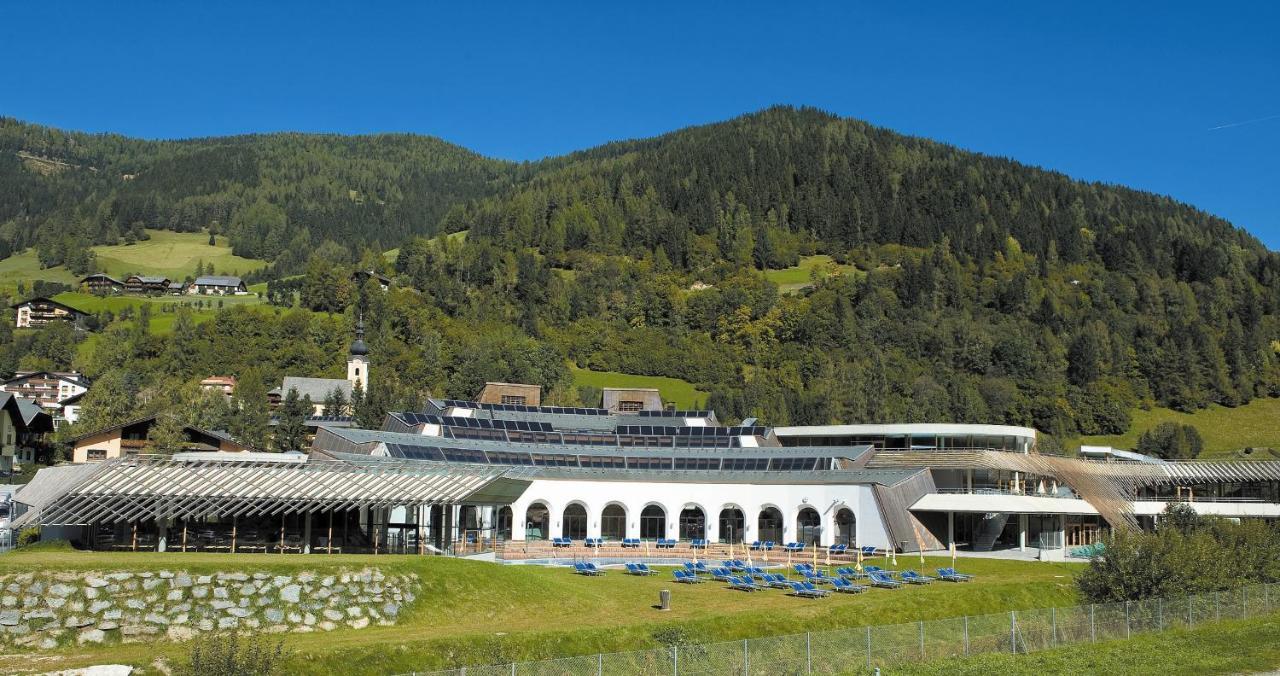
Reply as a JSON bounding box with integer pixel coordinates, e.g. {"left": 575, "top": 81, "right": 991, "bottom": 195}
{"left": 229, "top": 367, "right": 269, "bottom": 449}
{"left": 144, "top": 414, "right": 187, "bottom": 455}
{"left": 274, "top": 387, "right": 308, "bottom": 452}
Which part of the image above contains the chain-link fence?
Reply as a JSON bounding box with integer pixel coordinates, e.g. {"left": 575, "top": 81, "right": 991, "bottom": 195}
{"left": 402, "top": 583, "right": 1275, "bottom": 676}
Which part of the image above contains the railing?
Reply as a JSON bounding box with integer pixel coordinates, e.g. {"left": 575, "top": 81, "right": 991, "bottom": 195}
{"left": 399, "top": 584, "right": 1276, "bottom": 675}
{"left": 1131, "top": 496, "right": 1268, "bottom": 503}
{"left": 933, "top": 486, "right": 1083, "bottom": 500}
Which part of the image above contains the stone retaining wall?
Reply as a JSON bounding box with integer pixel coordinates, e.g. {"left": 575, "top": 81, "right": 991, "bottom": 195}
{"left": 0, "top": 568, "right": 418, "bottom": 650}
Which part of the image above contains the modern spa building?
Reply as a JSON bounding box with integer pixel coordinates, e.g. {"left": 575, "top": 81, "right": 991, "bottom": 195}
{"left": 12, "top": 383, "right": 1280, "bottom": 557}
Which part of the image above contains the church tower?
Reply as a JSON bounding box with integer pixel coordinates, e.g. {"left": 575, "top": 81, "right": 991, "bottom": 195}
{"left": 347, "top": 316, "right": 369, "bottom": 392}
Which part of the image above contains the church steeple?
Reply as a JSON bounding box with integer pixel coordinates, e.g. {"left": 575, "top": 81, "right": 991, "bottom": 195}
{"left": 347, "top": 314, "right": 369, "bottom": 391}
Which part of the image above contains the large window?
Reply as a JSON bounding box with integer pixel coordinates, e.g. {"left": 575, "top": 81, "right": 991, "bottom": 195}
{"left": 678, "top": 507, "right": 705, "bottom": 541}
{"left": 758, "top": 507, "right": 784, "bottom": 543}
{"left": 496, "top": 507, "right": 513, "bottom": 541}
{"left": 601, "top": 504, "right": 627, "bottom": 540}
{"left": 718, "top": 507, "right": 745, "bottom": 543}
{"left": 501, "top": 395, "right": 526, "bottom": 405}
{"left": 835, "top": 508, "right": 856, "bottom": 546}
{"left": 618, "top": 400, "right": 643, "bottom": 412}
{"left": 640, "top": 505, "right": 666, "bottom": 540}
{"left": 797, "top": 507, "right": 821, "bottom": 546}
{"left": 562, "top": 504, "right": 587, "bottom": 540}
{"left": 524, "top": 502, "right": 550, "bottom": 540}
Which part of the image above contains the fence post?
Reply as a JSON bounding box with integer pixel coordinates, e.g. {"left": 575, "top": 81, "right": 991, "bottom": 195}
{"left": 1216, "top": 591, "right": 1221, "bottom": 622}
{"left": 597, "top": 652, "right": 603, "bottom": 676}
{"left": 919, "top": 620, "right": 925, "bottom": 660}
{"left": 1188, "top": 594, "right": 1193, "bottom": 627}
{"left": 806, "top": 632, "right": 812, "bottom": 674}
{"left": 1090, "top": 604, "right": 1096, "bottom": 643}
{"left": 1267, "top": 583, "right": 1271, "bottom": 612}
{"left": 866, "top": 626, "right": 872, "bottom": 669}
{"left": 962, "top": 616, "right": 969, "bottom": 656}
{"left": 511, "top": 662, "right": 516, "bottom": 676}
{"left": 743, "top": 638, "right": 749, "bottom": 675}
{"left": 1010, "top": 610, "right": 1017, "bottom": 654}
{"left": 1124, "top": 601, "right": 1130, "bottom": 639}
{"left": 673, "top": 645, "right": 678, "bottom": 676}
{"left": 1051, "top": 607, "right": 1057, "bottom": 646}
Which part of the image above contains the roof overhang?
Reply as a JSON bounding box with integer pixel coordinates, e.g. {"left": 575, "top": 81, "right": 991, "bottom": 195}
{"left": 911, "top": 492, "right": 1099, "bottom": 515}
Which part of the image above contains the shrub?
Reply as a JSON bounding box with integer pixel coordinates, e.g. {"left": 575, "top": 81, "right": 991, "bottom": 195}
{"left": 16, "top": 527, "right": 39, "bottom": 547}
{"left": 180, "top": 632, "right": 288, "bottom": 676}
{"left": 1136, "top": 422, "right": 1204, "bottom": 459}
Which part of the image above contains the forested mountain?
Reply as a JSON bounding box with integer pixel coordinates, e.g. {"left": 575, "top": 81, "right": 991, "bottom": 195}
{"left": 0, "top": 117, "right": 515, "bottom": 273}
{"left": 4, "top": 106, "right": 1280, "bottom": 452}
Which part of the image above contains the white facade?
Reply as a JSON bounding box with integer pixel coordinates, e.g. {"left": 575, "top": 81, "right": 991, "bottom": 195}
{"left": 347, "top": 354, "right": 368, "bottom": 392}
{"left": 506, "top": 478, "right": 892, "bottom": 549}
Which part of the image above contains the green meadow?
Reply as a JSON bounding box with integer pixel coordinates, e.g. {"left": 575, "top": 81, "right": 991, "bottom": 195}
{"left": 0, "top": 230, "right": 267, "bottom": 286}
{"left": 570, "top": 365, "right": 708, "bottom": 409}
{"left": 1077, "top": 397, "right": 1280, "bottom": 459}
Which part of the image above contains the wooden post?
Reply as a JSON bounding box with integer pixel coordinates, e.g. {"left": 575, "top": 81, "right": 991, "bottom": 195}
{"left": 231, "top": 517, "right": 237, "bottom": 554}
{"left": 373, "top": 509, "right": 380, "bottom": 555}
{"left": 417, "top": 505, "right": 425, "bottom": 556}
{"left": 327, "top": 512, "right": 334, "bottom": 554}
{"left": 131, "top": 522, "right": 137, "bottom": 552}
{"left": 182, "top": 521, "right": 188, "bottom": 553}
{"left": 280, "top": 514, "right": 286, "bottom": 553}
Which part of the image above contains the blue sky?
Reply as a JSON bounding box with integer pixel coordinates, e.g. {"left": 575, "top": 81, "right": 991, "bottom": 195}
{"left": 2, "top": 2, "right": 1278, "bottom": 247}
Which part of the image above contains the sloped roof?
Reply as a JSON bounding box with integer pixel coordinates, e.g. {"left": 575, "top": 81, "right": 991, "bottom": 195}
{"left": 281, "top": 376, "right": 351, "bottom": 402}
{"left": 193, "top": 275, "right": 244, "bottom": 286}
{"left": 9, "top": 297, "right": 89, "bottom": 316}
{"left": 127, "top": 275, "right": 170, "bottom": 284}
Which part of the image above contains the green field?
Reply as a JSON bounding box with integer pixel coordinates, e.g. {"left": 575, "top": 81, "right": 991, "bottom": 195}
{"left": 1077, "top": 396, "right": 1280, "bottom": 459}
{"left": 888, "top": 611, "right": 1280, "bottom": 676}
{"left": 763, "top": 255, "right": 861, "bottom": 293}
{"left": 0, "top": 229, "right": 267, "bottom": 285}
{"left": 570, "top": 365, "right": 708, "bottom": 409}
{"left": 0, "top": 547, "right": 1079, "bottom": 675}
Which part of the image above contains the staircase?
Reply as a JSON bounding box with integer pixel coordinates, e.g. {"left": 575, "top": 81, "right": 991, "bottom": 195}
{"left": 972, "top": 513, "right": 1010, "bottom": 551}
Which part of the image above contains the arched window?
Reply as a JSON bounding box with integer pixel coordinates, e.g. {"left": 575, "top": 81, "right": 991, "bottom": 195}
{"left": 601, "top": 504, "right": 627, "bottom": 540}
{"left": 718, "top": 507, "right": 745, "bottom": 543}
{"left": 496, "top": 506, "right": 513, "bottom": 541}
{"left": 678, "top": 506, "right": 705, "bottom": 541}
{"left": 524, "top": 502, "right": 550, "bottom": 540}
{"left": 835, "top": 508, "right": 855, "bottom": 546}
{"left": 758, "top": 507, "right": 784, "bottom": 543}
{"left": 797, "top": 507, "right": 821, "bottom": 546}
{"left": 562, "top": 503, "right": 588, "bottom": 540}
{"left": 640, "top": 504, "right": 666, "bottom": 540}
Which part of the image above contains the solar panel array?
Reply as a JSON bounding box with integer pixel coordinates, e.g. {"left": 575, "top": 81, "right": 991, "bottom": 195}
{"left": 397, "top": 412, "right": 554, "bottom": 432}
{"left": 381, "top": 443, "right": 825, "bottom": 472}
{"left": 635, "top": 410, "right": 712, "bottom": 417}
{"left": 440, "top": 400, "right": 610, "bottom": 416}
{"left": 614, "top": 425, "right": 767, "bottom": 437}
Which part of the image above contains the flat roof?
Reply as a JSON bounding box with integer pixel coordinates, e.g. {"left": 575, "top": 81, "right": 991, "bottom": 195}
{"left": 773, "top": 423, "right": 1038, "bottom": 439}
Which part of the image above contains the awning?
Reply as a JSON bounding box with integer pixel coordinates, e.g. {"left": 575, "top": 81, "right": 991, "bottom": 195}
{"left": 13, "top": 455, "right": 530, "bottom": 527}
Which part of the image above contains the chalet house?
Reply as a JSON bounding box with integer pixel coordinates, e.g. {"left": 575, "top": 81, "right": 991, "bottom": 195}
{"left": 11, "top": 297, "right": 89, "bottom": 329}
{"left": 56, "top": 392, "right": 84, "bottom": 428}
{"left": 1, "top": 371, "right": 91, "bottom": 408}
{"left": 0, "top": 393, "right": 53, "bottom": 472}
{"left": 124, "top": 275, "right": 171, "bottom": 295}
{"left": 200, "top": 376, "right": 237, "bottom": 397}
{"left": 477, "top": 382, "right": 542, "bottom": 407}
{"left": 352, "top": 270, "right": 392, "bottom": 291}
{"left": 188, "top": 275, "right": 247, "bottom": 295}
{"left": 274, "top": 377, "right": 352, "bottom": 416}
{"left": 602, "top": 387, "right": 663, "bottom": 413}
{"left": 69, "top": 415, "right": 251, "bottom": 463}
{"left": 167, "top": 281, "right": 188, "bottom": 295}
{"left": 79, "top": 273, "right": 125, "bottom": 293}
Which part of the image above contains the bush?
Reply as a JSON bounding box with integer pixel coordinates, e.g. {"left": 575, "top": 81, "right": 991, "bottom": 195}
{"left": 16, "top": 527, "right": 39, "bottom": 547}
{"left": 181, "top": 632, "right": 288, "bottom": 676}
{"left": 1136, "top": 422, "right": 1204, "bottom": 459}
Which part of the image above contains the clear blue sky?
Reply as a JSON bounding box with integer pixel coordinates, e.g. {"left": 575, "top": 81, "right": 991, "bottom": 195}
{"left": 3, "top": 2, "right": 1278, "bottom": 247}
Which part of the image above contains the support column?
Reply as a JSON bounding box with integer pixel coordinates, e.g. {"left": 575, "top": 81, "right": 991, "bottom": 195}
{"left": 303, "top": 512, "right": 313, "bottom": 554}
{"left": 625, "top": 506, "right": 640, "bottom": 540}
{"left": 704, "top": 512, "right": 719, "bottom": 544}
{"left": 1058, "top": 514, "right": 1066, "bottom": 551}
{"left": 948, "top": 511, "right": 955, "bottom": 548}
{"left": 157, "top": 518, "right": 169, "bottom": 552}
{"left": 443, "top": 504, "right": 454, "bottom": 554}
{"left": 967, "top": 469, "right": 974, "bottom": 493}
{"left": 1018, "top": 514, "right": 1028, "bottom": 552}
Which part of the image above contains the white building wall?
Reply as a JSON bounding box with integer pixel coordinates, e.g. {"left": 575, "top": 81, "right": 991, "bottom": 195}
{"left": 507, "top": 478, "right": 893, "bottom": 550}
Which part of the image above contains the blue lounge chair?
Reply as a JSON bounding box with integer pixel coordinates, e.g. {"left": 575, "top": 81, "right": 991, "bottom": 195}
{"left": 694, "top": 562, "right": 711, "bottom": 574}
{"left": 789, "top": 581, "right": 822, "bottom": 598}
{"left": 636, "top": 563, "right": 657, "bottom": 575}
{"left": 832, "top": 577, "right": 868, "bottom": 594}
{"left": 936, "top": 567, "right": 974, "bottom": 582}
{"left": 802, "top": 569, "right": 833, "bottom": 584}
{"left": 860, "top": 546, "right": 878, "bottom": 557}
{"left": 747, "top": 566, "right": 766, "bottom": 576}
{"left": 625, "top": 563, "right": 644, "bottom": 576}
{"left": 691, "top": 538, "right": 707, "bottom": 550}
{"left": 764, "top": 573, "right": 792, "bottom": 589}
{"left": 584, "top": 562, "right": 605, "bottom": 575}
{"left": 900, "top": 570, "right": 934, "bottom": 584}
{"left": 836, "top": 567, "right": 856, "bottom": 577}
{"left": 868, "top": 571, "right": 901, "bottom": 589}
{"left": 749, "top": 540, "right": 764, "bottom": 551}
{"left": 864, "top": 565, "right": 882, "bottom": 573}
{"left": 801, "top": 581, "right": 831, "bottom": 597}
{"left": 724, "top": 560, "right": 744, "bottom": 572}
{"left": 763, "top": 541, "right": 775, "bottom": 551}
{"left": 673, "top": 569, "right": 703, "bottom": 584}
{"left": 729, "top": 576, "right": 761, "bottom": 592}
{"left": 711, "top": 567, "right": 735, "bottom": 582}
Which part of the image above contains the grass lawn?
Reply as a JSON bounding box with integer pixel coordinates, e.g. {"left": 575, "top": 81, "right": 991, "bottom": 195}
{"left": 886, "top": 611, "right": 1280, "bottom": 676}
{"left": 0, "top": 230, "right": 267, "bottom": 286}
{"left": 763, "top": 255, "right": 861, "bottom": 294}
{"left": 0, "top": 549, "right": 1080, "bottom": 675}
{"left": 570, "top": 364, "right": 708, "bottom": 409}
{"left": 1076, "top": 396, "right": 1280, "bottom": 459}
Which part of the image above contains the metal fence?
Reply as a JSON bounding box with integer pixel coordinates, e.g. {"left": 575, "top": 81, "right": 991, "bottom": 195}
{"left": 401, "top": 583, "right": 1276, "bottom": 675}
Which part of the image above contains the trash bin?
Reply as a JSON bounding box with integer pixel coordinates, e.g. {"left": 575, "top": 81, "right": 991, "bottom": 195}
{"left": 659, "top": 589, "right": 671, "bottom": 611}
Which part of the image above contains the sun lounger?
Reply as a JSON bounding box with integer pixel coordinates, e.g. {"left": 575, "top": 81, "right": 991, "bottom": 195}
{"left": 789, "top": 582, "right": 823, "bottom": 598}
{"left": 832, "top": 577, "right": 868, "bottom": 594}
{"left": 860, "top": 546, "right": 878, "bottom": 557}
{"left": 749, "top": 540, "right": 764, "bottom": 551}
{"left": 763, "top": 541, "right": 775, "bottom": 551}
{"left": 691, "top": 538, "right": 708, "bottom": 549}
{"left": 801, "top": 581, "right": 831, "bottom": 597}
{"left": 673, "top": 569, "right": 703, "bottom": 584}
{"left": 711, "top": 567, "right": 735, "bottom": 582}
{"left": 764, "top": 573, "right": 792, "bottom": 589}
{"left": 936, "top": 567, "right": 973, "bottom": 582}
{"left": 900, "top": 570, "right": 934, "bottom": 584}
{"left": 729, "top": 576, "right": 762, "bottom": 592}
{"left": 694, "top": 562, "right": 711, "bottom": 574}
{"left": 868, "top": 571, "right": 901, "bottom": 589}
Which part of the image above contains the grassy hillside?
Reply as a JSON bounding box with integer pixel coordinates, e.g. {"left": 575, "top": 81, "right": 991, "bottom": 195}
{"left": 570, "top": 365, "right": 707, "bottom": 409}
{"left": 0, "top": 229, "right": 267, "bottom": 285}
{"left": 1077, "top": 397, "right": 1280, "bottom": 459}
{"left": 763, "top": 254, "right": 861, "bottom": 293}
{"left": 0, "top": 547, "right": 1079, "bottom": 675}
